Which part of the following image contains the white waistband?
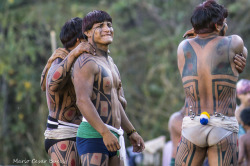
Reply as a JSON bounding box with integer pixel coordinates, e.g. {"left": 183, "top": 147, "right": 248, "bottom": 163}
{"left": 44, "top": 127, "right": 78, "bottom": 139}
{"left": 182, "top": 116, "right": 239, "bottom": 133}
{"left": 47, "top": 119, "right": 79, "bottom": 128}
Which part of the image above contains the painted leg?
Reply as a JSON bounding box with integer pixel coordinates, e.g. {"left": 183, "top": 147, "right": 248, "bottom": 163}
{"left": 175, "top": 136, "right": 207, "bottom": 166}
{"left": 80, "top": 153, "right": 109, "bottom": 166}
{"left": 48, "top": 140, "right": 80, "bottom": 166}
{"left": 109, "top": 155, "right": 120, "bottom": 166}
{"left": 207, "top": 132, "right": 238, "bottom": 166}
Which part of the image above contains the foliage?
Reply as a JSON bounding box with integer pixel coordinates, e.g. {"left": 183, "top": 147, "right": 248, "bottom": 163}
{"left": 0, "top": 0, "right": 249, "bottom": 164}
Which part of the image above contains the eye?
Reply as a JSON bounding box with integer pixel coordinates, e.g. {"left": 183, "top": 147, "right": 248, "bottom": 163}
{"left": 107, "top": 23, "right": 112, "bottom": 27}
{"left": 99, "top": 23, "right": 103, "bottom": 28}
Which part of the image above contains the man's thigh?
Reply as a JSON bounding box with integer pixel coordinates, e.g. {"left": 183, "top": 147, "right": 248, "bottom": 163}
{"left": 207, "top": 132, "right": 238, "bottom": 166}
{"left": 175, "top": 136, "right": 207, "bottom": 166}
{"left": 80, "top": 153, "right": 109, "bottom": 166}
{"left": 48, "top": 140, "right": 80, "bottom": 166}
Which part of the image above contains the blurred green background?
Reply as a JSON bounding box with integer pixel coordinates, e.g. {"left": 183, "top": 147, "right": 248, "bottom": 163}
{"left": 0, "top": 0, "right": 249, "bottom": 165}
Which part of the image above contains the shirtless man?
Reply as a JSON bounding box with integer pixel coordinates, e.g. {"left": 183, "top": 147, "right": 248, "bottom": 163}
{"left": 41, "top": 17, "right": 94, "bottom": 165}
{"left": 238, "top": 107, "right": 250, "bottom": 166}
{"left": 176, "top": 1, "right": 248, "bottom": 165}
{"left": 71, "top": 10, "right": 145, "bottom": 166}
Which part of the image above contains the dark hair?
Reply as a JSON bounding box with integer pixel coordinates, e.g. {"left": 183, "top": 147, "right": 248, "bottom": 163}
{"left": 191, "top": 0, "right": 228, "bottom": 34}
{"left": 82, "top": 10, "right": 112, "bottom": 39}
{"left": 60, "top": 17, "right": 84, "bottom": 49}
{"left": 240, "top": 107, "right": 250, "bottom": 126}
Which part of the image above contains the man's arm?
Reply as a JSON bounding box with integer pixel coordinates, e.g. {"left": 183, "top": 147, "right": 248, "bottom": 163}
{"left": 118, "top": 84, "right": 127, "bottom": 110}
{"left": 231, "top": 35, "right": 248, "bottom": 72}
{"left": 110, "top": 59, "right": 127, "bottom": 109}
{"left": 119, "top": 103, "right": 145, "bottom": 152}
{"left": 238, "top": 136, "right": 246, "bottom": 165}
{"left": 72, "top": 55, "right": 120, "bottom": 152}
{"left": 177, "top": 40, "right": 186, "bottom": 77}
{"left": 48, "top": 42, "right": 94, "bottom": 92}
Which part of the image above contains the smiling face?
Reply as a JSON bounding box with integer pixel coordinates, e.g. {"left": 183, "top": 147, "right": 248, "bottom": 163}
{"left": 85, "top": 21, "right": 114, "bottom": 47}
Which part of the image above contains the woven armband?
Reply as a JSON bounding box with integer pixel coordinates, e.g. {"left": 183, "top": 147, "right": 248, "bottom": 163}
{"left": 127, "top": 129, "right": 136, "bottom": 137}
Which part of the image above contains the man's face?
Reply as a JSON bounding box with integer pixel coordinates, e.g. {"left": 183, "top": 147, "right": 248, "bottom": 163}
{"left": 89, "top": 21, "right": 114, "bottom": 45}
{"left": 238, "top": 92, "right": 250, "bottom": 106}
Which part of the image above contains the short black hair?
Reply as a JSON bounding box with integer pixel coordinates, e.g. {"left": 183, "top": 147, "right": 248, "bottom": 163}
{"left": 60, "top": 17, "right": 84, "bottom": 49}
{"left": 240, "top": 107, "right": 250, "bottom": 126}
{"left": 191, "top": 0, "right": 228, "bottom": 34}
{"left": 82, "top": 10, "right": 112, "bottom": 39}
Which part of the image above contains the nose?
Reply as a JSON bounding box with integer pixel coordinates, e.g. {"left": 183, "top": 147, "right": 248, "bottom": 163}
{"left": 103, "top": 24, "right": 111, "bottom": 32}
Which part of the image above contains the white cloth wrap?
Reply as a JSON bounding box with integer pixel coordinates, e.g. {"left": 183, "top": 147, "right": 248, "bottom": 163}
{"left": 44, "top": 120, "right": 79, "bottom": 139}
{"left": 182, "top": 116, "right": 239, "bottom": 133}
{"left": 82, "top": 117, "right": 127, "bottom": 165}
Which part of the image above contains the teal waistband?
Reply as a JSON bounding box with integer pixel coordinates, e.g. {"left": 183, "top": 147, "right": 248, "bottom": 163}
{"left": 170, "top": 158, "right": 175, "bottom": 166}
{"left": 77, "top": 122, "right": 119, "bottom": 139}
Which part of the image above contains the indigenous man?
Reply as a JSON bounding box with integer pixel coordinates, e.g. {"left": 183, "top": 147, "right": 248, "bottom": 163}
{"left": 166, "top": 25, "right": 247, "bottom": 166}
{"left": 176, "top": 0, "right": 248, "bottom": 165}
{"left": 71, "top": 10, "right": 145, "bottom": 166}
{"left": 41, "top": 17, "right": 94, "bottom": 165}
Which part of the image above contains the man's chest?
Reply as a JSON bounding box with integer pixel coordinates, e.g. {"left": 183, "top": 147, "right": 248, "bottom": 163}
{"left": 94, "top": 60, "right": 121, "bottom": 92}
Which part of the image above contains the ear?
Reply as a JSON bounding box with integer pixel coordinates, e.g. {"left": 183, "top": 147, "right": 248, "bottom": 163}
{"left": 215, "top": 23, "right": 220, "bottom": 32}
{"left": 84, "top": 30, "right": 91, "bottom": 39}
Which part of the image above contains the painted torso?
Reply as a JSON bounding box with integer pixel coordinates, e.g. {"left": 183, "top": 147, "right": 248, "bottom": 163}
{"left": 46, "top": 61, "right": 81, "bottom": 125}
{"left": 178, "top": 36, "right": 239, "bottom": 116}
{"left": 76, "top": 54, "right": 122, "bottom": 128}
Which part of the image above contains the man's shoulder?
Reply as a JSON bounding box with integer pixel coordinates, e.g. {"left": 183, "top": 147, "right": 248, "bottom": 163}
{"left": 227, "top": 35, "right": 244, "bottom": 53}
{"left": 78, "top": 53, "right": 97, "bottom": 62}
{"left": 179, "top": 38, "right": 190, "bottom": 46}
{"left": 74, "top": 53, "right": 98, "bottom": 70}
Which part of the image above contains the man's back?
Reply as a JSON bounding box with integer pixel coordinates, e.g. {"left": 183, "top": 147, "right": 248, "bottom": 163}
{"left": 178, "top": 35, "right": 243, "bottom": 116}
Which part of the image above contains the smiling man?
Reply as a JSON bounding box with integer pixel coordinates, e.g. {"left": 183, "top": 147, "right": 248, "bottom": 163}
{"left": 71, "top": 10, "right": 145, "bottom": 166}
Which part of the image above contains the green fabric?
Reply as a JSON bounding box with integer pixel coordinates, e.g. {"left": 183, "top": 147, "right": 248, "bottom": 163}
{"left": 77, "top": 122, "right": 119, "bottom": 139}
{"left": 170, "top": 158, "right": 175, "bottom": 166}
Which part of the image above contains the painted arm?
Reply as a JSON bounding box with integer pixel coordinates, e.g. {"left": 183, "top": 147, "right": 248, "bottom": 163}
{"left": 111, "top": 59, "right": 127, "bottom": 110}
{"left": 238, "top": 136, "right": 245, "bottom": 165}
{"left": 234, "top": 47, "right": 247, "bottom": 73}
{"left": 231, "top": 35, "right": 248, "bottom": 73}
{"left": 119, "top": 103, "right": 145, "bottom": 152}
{"left": 177, "top": 40, "right": 185, "bottom": 77}
{"left": 118, "top": 83, "right": 127, "bottom": 110}
{"left": 72, "top": 55, "right": 120, "bottom": 152}
{"left": 48, "top": 42, "right": 94, "bottom": 92}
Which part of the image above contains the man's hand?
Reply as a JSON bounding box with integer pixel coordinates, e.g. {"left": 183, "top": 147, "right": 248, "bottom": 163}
{"left": 102, "top": 131, "right": 121, "bottom": 152}
{"left": 71, "top": 41, "right": 96, "bottom": 58}
{"left": 183, "top": 28, "right": 197, "bottom": 39}
{"left": 234, "top": 53, "right": 246, "bottom": 73}
{"left": 128, "top": 132, "right": 145, "bottom": 153}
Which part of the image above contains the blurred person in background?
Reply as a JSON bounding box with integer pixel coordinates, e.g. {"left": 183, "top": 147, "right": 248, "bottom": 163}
{"left": 235, "top": 79, "right": 250, "bottom": 137}
{"left": 167, "top": 106, "right": 185, "bottom": 166}
{"left": 238, "top": 107, "right": 250, "bottom": 166}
